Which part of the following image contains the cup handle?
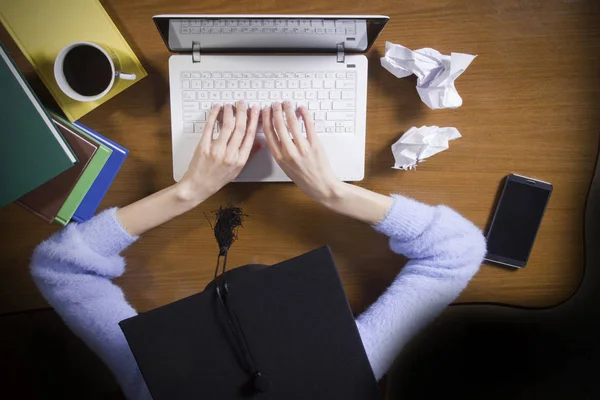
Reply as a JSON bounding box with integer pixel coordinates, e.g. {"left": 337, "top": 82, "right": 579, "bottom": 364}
{"left": 117, "top": 72, "right": 137, "bottom": 81}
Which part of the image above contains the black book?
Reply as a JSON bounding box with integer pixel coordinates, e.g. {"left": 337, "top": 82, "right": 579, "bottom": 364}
{"left": 120, "top": 246, "right": 380, "bottom": 399}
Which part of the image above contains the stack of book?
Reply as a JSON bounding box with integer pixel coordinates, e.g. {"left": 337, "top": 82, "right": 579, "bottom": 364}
{"left": 0, "top": 43, "right": 128, "bottom": 225}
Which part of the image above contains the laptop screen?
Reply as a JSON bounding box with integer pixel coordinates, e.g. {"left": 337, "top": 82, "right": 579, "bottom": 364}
{"left": 153, "top": 15, "right": 389, "bottom": 54}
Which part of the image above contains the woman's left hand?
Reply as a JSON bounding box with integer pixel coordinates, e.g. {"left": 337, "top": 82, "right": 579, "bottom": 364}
{"left": 178, "top": 100, "right": 261, "bottom": 203}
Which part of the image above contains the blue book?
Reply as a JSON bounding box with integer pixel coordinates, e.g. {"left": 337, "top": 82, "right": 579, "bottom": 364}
{"left": 71, "top": 122, "right": 128, "bottom": 222}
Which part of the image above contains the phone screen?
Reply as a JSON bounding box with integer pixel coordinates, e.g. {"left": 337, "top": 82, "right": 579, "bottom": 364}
{"left": 486, "top": 176, "right": 552, "bottom": 267}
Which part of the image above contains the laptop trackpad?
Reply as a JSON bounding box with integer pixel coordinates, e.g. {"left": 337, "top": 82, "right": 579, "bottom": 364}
{"left": 235, "top": 138, "right": 287, "bottom": 182}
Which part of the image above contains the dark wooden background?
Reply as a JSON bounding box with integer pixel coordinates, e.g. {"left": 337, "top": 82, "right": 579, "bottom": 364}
{"left": 1, "top": 0, "right": 599, "bottom": 319}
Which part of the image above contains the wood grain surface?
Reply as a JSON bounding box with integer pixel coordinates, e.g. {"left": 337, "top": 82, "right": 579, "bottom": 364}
{"left": 1, "top": 0, "right": 599, "bottom": 315}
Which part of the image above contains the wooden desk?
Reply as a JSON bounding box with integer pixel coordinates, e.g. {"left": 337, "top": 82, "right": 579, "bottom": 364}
{"left": 1, "top": 0, "right": 599, "bottom": 314}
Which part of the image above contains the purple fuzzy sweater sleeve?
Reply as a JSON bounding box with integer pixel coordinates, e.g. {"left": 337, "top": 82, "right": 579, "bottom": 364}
{"left": 30, "top": 195, "right": 485, "bottom": 399}
{"left": 30, "top": 208, "right": 152, "bottom": 400}
{"left": 356, "top": 195, "right": 486, "bottom": 379}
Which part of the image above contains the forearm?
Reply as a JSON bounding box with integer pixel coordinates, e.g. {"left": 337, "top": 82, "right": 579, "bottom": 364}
{"left": 116, "top": 182, "right": 206, "bottom": 236}
{"left": 321, "top": 182, "right": 394, "bottom": 225}
{"left": 353, "top": 195, "right": 487, "bottom": 379}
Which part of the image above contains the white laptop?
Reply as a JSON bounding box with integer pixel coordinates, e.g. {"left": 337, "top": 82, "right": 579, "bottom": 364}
{"left": 152, "top": 15, "right": 389, "bottom": 182}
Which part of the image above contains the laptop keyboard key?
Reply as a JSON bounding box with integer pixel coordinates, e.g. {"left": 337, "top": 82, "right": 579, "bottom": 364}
{"left": 183, "top": 112, "right": 206, "bottom": 121}
{"left": 194, "top": 123, "right": 206, "bottom": 134}
{"left": 183, "top": 102, "right": 200, "bottom": 111}
{"left": 341, "top": 90, "right": 355, "bottom": 99}
{"left": 183, "top": 122, "right": 194, "bottom": 133}
{"left": 332, "top": 101, "right": 354, "bottom": 110}
{"left": 336, "top": 80, "right": 355, "bottom": 89}
{"left": 326, "top": 112, "right": 354, "bottom": 121}
{"left": 183, "top": 91, "right": 196, "bottom": 100}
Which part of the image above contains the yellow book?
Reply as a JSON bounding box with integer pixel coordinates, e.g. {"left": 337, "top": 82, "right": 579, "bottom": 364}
{"left": 0, "top": 0, "right": 147, "bottom": 121}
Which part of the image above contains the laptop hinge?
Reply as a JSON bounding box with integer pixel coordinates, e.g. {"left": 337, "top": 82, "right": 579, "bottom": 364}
{"left": 192, "top": 41, "right": 201, "bottom": 63}
{"left": 337, "top": 43, "right": 345, "bottom": 63}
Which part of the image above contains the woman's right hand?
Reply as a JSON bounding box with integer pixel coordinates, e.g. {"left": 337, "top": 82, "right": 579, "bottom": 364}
{"left": 262, "top": 101, "right": 394, "bottom": 225}
{"left": 261, "top": 101, "right": 343, "bottom": 203}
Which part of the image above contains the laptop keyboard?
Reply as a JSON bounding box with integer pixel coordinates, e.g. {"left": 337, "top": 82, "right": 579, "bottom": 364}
{"left": 181, "top": 70, "right": 357, "bottom": 137}
{"left": 178, "top": 19, "right": 357, "bottom": 36}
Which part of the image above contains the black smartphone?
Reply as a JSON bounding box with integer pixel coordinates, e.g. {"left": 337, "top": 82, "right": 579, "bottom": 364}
{"left": 485, "top": 174, "right": 553, "bottom": 268}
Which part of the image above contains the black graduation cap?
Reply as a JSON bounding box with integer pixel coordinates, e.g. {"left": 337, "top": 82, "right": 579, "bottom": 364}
{"left": 119, "top": 207, "right": 379, "bottom": 400}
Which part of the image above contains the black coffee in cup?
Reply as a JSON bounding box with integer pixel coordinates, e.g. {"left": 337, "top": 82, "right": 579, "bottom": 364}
{"left": 62, "top": 45, "right": 113, "bottom": 96}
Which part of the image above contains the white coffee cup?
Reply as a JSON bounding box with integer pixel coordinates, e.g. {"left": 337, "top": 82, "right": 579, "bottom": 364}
{"left": 54, "top": 41, "right": 136, "bottom": 102}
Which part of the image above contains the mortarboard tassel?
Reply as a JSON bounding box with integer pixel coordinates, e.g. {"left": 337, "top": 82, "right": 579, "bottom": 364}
{"left": 210, "top": 205, "right": 271, "bottom": 394}
{"left": 212, "top": 205, "right": 246, "bottom": 256}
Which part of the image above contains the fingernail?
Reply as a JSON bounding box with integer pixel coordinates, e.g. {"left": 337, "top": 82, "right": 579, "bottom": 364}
{"left": 237, "top": 99, "right": 246, "bottom": 107}
{"left": 272, "top": 102, "right": 281, "bottom": 110}
{"left": 225, "top": 104, "right": 232, "bottom": 110}
{"left": 283, "top": 100, "right": 291, "bottom": 107}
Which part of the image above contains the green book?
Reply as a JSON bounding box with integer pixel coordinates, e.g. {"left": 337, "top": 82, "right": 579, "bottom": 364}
{"left": 0, "top": 42, "right": 76, "bottom": 209}
{"left": 52, "top": 114, "right": 112, "bottom": 225}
